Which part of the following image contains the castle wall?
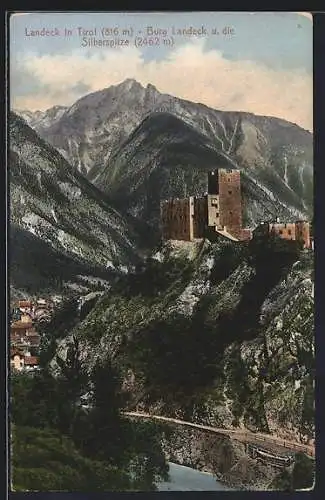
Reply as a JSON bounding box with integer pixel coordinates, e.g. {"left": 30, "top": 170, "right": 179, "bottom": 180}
{"left": 295, "top": 221, "right": 311, "bottom": 249}
{"left": 269, "top": 223, "right": 297, "bottom": 241}
{"left": 161, "top": 197, "right": 194, "bottom": 241}
{"left": 240, "top": 228, "right": 253, "bottom": 241}
{"left": 253, "top": 221, "right": 311, "bottom": 249}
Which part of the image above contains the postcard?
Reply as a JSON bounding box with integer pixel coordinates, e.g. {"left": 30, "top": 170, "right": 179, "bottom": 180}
{"left": 8, "top": 11, "right": 314, "bottom": 492}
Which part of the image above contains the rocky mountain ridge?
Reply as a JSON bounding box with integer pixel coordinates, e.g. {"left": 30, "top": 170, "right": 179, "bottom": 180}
{"left": 14, "top": 105, "right": 68, "bottom": 132}
{"left": 9, "top": 112, "right": 142, "bottom": 297}
{"left": 97, "top": 111, "right": 310, "bottom": 230}
{"left": 15, "top": 79, "right": 313, "bottom": 229}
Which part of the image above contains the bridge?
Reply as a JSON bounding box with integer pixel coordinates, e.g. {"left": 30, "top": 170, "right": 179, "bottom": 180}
{"left": 123, "top": 411, "right": 315, "bottom": 459}
{"left": 247, "top": 444, "right": 294, "bottom": 467}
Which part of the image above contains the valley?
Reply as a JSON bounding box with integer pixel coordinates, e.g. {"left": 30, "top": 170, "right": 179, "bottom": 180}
{"left": 10, "top": 78, "right": 314, "bottom": 492}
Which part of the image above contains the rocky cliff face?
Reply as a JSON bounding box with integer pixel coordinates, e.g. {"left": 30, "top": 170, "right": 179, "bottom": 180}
{"left": 160, "top": 425, "right": 286, "bottom": 491}
{"left": 16, "top": 79, "right": 313, "bottom": 228}
{"left": 9, "top": 112, "right": 142, "bottom": 296}
{"left": 59, "top": 238, "right": 314, "bottom": 450}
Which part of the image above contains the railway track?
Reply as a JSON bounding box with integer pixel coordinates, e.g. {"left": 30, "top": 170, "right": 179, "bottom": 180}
{"left": 123, "top": 411, "right": 315, "bottom": 458}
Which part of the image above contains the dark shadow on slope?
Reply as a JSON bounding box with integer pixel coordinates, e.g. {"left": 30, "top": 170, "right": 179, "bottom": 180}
{"left": 208, "top": 239, "right": 301, "bottom": 349}
{"left": 123, "top": 240, "right": 301, "bottom": 416}
{"left": 112, "top": 256, "right": 194, "bottom": 299}
{"left": 209, "top": 242, "right": 250, "bottom": 285}
{"left": 10, "top": 225, "right": 118, "bottom": 295}
{"left": 125, "top": 312, "right": 224, "bottom": 416}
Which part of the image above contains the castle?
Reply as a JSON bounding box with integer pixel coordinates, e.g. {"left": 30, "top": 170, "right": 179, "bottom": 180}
{"left": 160, "top": 168, "right": 311, "bottom": 248}
{"left": 160, "top": 169, "right": 252, "bottom": 242}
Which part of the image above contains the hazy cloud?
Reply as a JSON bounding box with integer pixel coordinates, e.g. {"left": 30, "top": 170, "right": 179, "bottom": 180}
{"left": 11, "top": 40, "right": 312, "bottom": 131}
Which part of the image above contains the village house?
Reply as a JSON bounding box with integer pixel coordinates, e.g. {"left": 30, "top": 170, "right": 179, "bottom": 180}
{"left": 11, "top": 316, "right": 34, "bottom": 336}
{"left": 10, "top": 316, "right": 41, "bottom": 354}
{"left": 11, "top": 301, "right": 34, "bottom": 322}
{"left": 10, "top": 348, "right": 39, "bottom": 372}
{"left": 9, "top": 297, "right": 51, "bottom": 375}
{"left": 10, "top": 349, "right": 25, "bottom": 371}
{"left": 18, "top": 300, "right": 33, "bottom": 314}
{"left": 20, "top": 312, "right": 33, "bottom": 323}
{"left": 11, "top": 298, "right": 54, "bottom": 324}
{"left": 24, "top": 356, "right": 39, "bottom": 371}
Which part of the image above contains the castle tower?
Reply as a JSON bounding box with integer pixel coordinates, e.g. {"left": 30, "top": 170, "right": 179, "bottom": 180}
{"left": 207, "top": 169, "right": 243, "bottom": 238}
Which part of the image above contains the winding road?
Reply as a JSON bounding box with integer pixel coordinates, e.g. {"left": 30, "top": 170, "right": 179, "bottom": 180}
{"left": 123, "top": 411, "right": 315, "bottom": 458}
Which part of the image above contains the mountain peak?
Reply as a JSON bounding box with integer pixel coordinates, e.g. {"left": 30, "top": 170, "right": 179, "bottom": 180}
{"left": 146, "top": 82, "right": 157, "bottom": 91}
{"left": 117, "top": 78, "right": 144, "bottom": 91}
{"left": 116, "top": 79, "right": 160, "bottom": 97}
{"left": 145, "top": 82, "right": 160, "bottom": 95}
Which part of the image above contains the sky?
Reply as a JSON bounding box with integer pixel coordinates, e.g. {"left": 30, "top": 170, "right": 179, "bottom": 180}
{"left": 10, "top": 12, "right": 313, "bottom": 131}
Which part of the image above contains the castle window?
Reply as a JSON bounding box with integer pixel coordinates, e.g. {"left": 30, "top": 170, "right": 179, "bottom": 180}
{"left": 279, "top": 230, "right": 283, "bottom": 235}
{"left": 288, "top": 229, "right": 292, "bottom": 236}
{"left": 228, "top": 190, "right": 232, "bottom": 195}
{"left": 216, "top": 212, "right": 219, "bottom": 217}
{"left": 229, "top": 211, "right": 233, "bottom": 215}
